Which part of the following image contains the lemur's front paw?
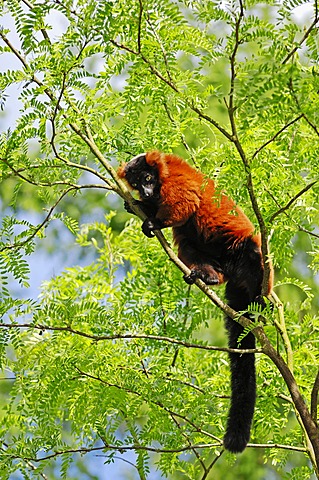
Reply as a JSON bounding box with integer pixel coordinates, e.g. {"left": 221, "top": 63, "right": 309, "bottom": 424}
{"left": 124, "top": 200, "right": 135, "bottom": 214}
{"left": 142, "top": 219, "right": 156, "bottom": 238}
{"left": 183, "top": 269, "right": 219, "bottom": 285}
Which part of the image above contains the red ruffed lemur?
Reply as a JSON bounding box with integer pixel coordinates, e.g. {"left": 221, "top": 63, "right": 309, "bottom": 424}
{"left": 118, "top": 151, "right": 273, "bottom": 453}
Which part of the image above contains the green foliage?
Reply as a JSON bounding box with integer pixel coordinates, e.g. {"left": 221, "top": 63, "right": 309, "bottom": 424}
{"left": 1, "top": 0, "right": 319, "bottom": 479}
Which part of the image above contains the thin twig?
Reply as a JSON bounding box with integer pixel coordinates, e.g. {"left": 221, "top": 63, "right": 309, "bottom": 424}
{"left": 228, "top": 0, "right": 244, "bottom": 139}
{"left": 0, "top": 156, "right": 111, "bottom": 191}
{"left": 282, "top": 16, "right": 319, "bottom": 64}
{"left": 252, "top": 115, "right": 303, "bottom": 160}
{"left": 170, "top": 414, "right": 207, "bottom": 473}
{"left": 265, "top": 185, "right": 319, "bottom": 239}
{"left": 137, "top": 0, "right": 143, "bottom": 54}
{"left": 270, "top": 291, "right": 293, "bottom": 372}
{"left": 0, "top": 187, "right": 77, "bottom": 252}
{"left": 269, "top": 180, "right": 318, "bottom": 224}
{"left": 74, "top": 366, "right": 222, "bottom": 443}
{"left": 21, "top": 0, "right": 51, "bottom": 44}
{"left": 201, "top": 450, "right": 225, "bottom": 480}
{"left": 299, "top": 226, "right": 319, "bottom": 240}
{"left": 288, "top": 77, "right": 319, "bottom": 138}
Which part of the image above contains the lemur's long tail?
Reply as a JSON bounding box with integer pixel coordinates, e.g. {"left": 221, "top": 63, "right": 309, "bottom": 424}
{"left": 223, "top": 282, "right": 256, "bottom": 453}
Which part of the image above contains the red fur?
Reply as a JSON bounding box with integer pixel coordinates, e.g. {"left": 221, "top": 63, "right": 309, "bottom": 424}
{"left": 119, "top": 150, "right": 273, "bottom": 453}
{"left": 144, "top": 151, "right": 272, "bottom": 292}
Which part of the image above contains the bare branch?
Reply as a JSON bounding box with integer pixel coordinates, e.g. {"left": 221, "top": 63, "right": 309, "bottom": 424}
{"left": 302, "top": 113, "right": 319, "bottom": 138}
{"left": 247, "top": 442, "right": 306, "bottom": 452}
{"left": 0, "top": 323, "right": 262, "bottom": 354}
{"left": 0, "top": 30, "right": 29, "bottom": 70}
{"left": 201, "top": 450, "right": 225, "bottom": 480}
{"left": 2, "top": 440, "right": 306, "bottom": 466}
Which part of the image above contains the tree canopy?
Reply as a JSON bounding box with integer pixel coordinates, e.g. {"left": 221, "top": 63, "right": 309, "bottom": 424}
{"left": 1, "top": 0, "right": 319, "bottom": 479}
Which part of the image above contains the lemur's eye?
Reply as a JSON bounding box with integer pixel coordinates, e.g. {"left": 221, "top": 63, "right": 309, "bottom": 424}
{"left": 131, "top": 182, "right": 137, "bottom": 188}
{"left": 145, "top": 174, "right": 152, "bottom": 182}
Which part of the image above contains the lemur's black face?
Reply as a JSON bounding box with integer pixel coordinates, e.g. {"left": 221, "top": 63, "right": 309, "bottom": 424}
{"left": 124, "top": 154, "right": 161, "bottom": 202}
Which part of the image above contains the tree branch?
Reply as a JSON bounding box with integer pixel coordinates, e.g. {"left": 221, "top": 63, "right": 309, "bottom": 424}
{"left": 265, "top": 185, "right": 319, "bottom": 240}
{"left": 252, "top": 115, "right": 303, "bottom": 160}
{"left": 269, "top": 180, "right": 318, "bottom": 224}
{"left": 288, "top": 77, "right": 319, "bottom": 138}
{"left": 20, "top": 0, "right": 51, "bottom": 44}
{"left": 225, "top": 2, "right": 271, "bottom": 296}
{"left": 0, "top": 157, "right": 111, "bottom": 192}
{"left": 137, "top": 0, "right": 143, "bottom": 54}
{"left": 74, "top": 366, "right": 222, "bottom": 443}
{"left": 2, "top": 439, "right": 306, "bottom": 465}
{"left": 50, "top": 0, "right": 234, "bottom": 143}
{"left": 169, "top": 412, "right": 208, "bottom": 473}
{"left": 228, "top": 0, "right": 244, "bottom": 139}
{"left": 270, "top": 291, "right": 293, "bottom": 372}
{"left": 0, "top": 187, "right": 77, "bottom": 252}
{"left": 261, "top": 333, "right": 319, "bottom": 473}
{"left": 0, "top": 30, "right": 126, "bottom": 199}
{"left": 0, "top": 323, "right": 262, "bottom": 354}
{"left": 311, "top": 369, "right": 319, "bottom": 424}
{"left": 201, "top": 450, "right": 225, "bottom": 480}
{"left": 282, "top": 15, "right": 319, "bottom": 64}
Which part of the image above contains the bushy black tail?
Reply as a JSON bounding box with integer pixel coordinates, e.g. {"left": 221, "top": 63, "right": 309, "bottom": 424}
{"left": 223, "top": 281, "right": 257, "bottom": 453}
